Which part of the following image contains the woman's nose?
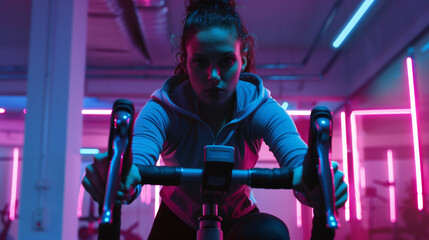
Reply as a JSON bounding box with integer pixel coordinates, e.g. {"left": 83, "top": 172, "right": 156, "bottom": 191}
{"left": 208, "top": 67, "right": 221, "bottom": 86}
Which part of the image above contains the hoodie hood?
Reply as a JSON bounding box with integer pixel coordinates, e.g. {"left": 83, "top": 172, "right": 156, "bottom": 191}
{"left": 151, "top": 72, "right": 271, "bottom": 122}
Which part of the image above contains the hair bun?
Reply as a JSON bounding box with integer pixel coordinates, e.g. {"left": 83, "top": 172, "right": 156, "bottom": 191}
{"left": 186, "top": 0, "right": 236, "bottom": 14}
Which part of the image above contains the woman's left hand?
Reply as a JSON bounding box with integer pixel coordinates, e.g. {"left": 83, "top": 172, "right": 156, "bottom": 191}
{"left": 332, "top": 161, "right": 348, "bottom": 209}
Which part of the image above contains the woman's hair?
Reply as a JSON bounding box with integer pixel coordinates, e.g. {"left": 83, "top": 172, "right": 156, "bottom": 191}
{"left": 174, "top": 0, "right": 256, "bottom": 80}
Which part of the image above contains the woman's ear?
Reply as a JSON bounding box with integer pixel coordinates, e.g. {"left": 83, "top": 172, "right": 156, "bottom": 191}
{"left": 241, "top": 55, "right": 247, "bottom": 72}
{"left": 182, "top": 55, "right": 188, "bottom": 73}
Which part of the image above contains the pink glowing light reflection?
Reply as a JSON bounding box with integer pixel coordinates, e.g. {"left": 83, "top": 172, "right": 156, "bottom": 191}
{"left": 406, "top": 57, "right": 423, "bottom": 211}
{"left": 340, "top": 112, "right": 350, "bottom": 221}
{"left": 9, "top": 148, "right": 19, "bottom": 221}
{"left": 350, "top": 108, "right": 413, "bottom": 220}
{"left": 0, "top": 108, "right": 5, "bottom": 114}
{"left": 387, "top": 149, "right": 396, "bottom": 223}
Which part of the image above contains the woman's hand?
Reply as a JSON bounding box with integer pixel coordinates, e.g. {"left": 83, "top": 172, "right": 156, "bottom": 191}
{"left": 81, "top": 152, "right": 142, "bottom": 204}
{"left": 293, "top": 161, "right": 348, "bottom": 209}
{"left": 332, "top": 161, "right": 348, "bottom": 208}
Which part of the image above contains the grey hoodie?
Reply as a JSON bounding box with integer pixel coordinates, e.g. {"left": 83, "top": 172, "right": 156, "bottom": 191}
{"left": 132, "top": 72, "right": 309, "bottom": 229}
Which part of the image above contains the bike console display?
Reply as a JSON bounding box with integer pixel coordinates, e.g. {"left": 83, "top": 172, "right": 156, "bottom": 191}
{"left": 202, "top": 145, "right": 235, "bottom": 200}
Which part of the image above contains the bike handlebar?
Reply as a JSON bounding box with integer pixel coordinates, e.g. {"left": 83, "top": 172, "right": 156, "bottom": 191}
{"left": 136, "top": 166, "right": 294, "bottom": 189}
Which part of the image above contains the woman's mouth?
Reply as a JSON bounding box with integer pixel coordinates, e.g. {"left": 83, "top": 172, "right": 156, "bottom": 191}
{"left": 204, "top": 88, "right": 225, "bottom": 98}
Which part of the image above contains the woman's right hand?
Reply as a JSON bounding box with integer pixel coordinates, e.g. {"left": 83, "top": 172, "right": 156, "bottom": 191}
{"left": 81, "top": 152, "right": 142, "bottom": 204}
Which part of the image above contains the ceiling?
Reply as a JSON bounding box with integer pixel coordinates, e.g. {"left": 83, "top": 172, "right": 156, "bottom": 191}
{"left": 1, "top": 0, "right": 429, "bottom": 113}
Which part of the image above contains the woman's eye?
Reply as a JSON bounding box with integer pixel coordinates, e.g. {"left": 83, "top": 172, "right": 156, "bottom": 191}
{"left": 192, "top": 59, "right": 208, "bottom": 67}
{"left": 220, "top": 58, "right": 234, "bottom": 67}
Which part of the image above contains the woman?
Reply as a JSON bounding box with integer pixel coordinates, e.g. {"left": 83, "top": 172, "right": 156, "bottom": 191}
{"left": 83, "top": 0, "right": 348, "bottom": 239}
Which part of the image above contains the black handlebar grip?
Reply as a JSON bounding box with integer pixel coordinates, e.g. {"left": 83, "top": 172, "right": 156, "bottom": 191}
{"left": 137, "top": 166, "right": 182, "bottom": 186}
{"left": 250, "top": 167, "right": 293, "bottom": 189}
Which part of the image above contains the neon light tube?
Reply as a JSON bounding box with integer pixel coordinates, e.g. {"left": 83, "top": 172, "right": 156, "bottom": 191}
{"left": 9, "top": 147, "right": 19, "bottom": 221}
{"left": 77, "top": 182, "right": 85, "bottom": 217}
{"left": 154, "top": 158, "right": 162, "bottom": 217}
{"left": 352, "top": 109, "right": 411, "bottom": 115}
{"left": 286, "top": 110, "right": 312, "bottom": 116}
{"left": 146, "top": 185, "right": 151, "bottom": 205}
{"left": 406, "top": 57, "right": 423, "bottom": 211}
{"left": 332, "top": 0, "right": 376, "bottom": 48}
{"left": 81, "top": 109, "right": 112, "bottom": 115}
{"left": 141, "top": 185, "right": 146, "bottom": 203}
{"left": 296, "top": 200, "right": 302, "bottom": 227}
{"left": 80, "top": 148, "right": 100, "bottom": 155}
{"left": 387, "top": 149, "right": 396, "bottom": 222}
{"left": 340, "top": 112, "right": 350, "bottom": 221}
{"left": 140, "top": 185, "right": 152, "bottom": 205}
{"left": 350, "top": 113, "right": 362, "bottom": 220}
{"left": 360, "top": 167, "right": 366, "bottom": 190}
{"left": 0, "top": 108, "right": 5, "bottom": 114}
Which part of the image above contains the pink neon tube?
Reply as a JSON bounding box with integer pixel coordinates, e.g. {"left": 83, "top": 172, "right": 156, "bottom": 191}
{"left": 350, "top": 113, "right": 362, "bottom": 220}
{"left": 296, "top": 200, "right": 302, "bottom": 227}
{"left": 350, "top": 108, "right": 414, "bottom": 220}
{"left": 340, "top": 112, "right": 350, "bottom": 221}
{"left": 81, "top": 109, "right": 112, "bottom": 115}
{"left": 9, "top": 148, "right": 19, "bottom": 221}
{"left": 286, "top": 110, "right": 312, "bottom": 116}
{"left": 154, "top": 159, "right": 162, "bottom": 217}
{"left": 406, "top": 57, "right": 423, "bottom": 211}
{"left": 77, "top": 183, "right": 85, "bottom": 217}
{"left": 387, "top": 149, "right": 396, "bottom": 222}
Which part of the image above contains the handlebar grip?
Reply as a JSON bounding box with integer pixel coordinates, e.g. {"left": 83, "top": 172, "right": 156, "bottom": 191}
{"left": 249, "top": 168, "right": 293, "bottom": 189}
{"left": 138, "top": 166, "right": 182, "bottom": 186}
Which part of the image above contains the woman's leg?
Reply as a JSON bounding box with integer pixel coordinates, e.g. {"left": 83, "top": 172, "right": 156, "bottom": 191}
{"left": 224, "top": 212, "right": 290, "bottom": 240}
{"left": 147, "top": 201, "right": 196, "bottom": 240}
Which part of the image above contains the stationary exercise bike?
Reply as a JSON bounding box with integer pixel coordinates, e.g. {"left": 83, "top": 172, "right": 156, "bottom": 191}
{"left": 97, "top": 99, "right": 339, "bottom": 240}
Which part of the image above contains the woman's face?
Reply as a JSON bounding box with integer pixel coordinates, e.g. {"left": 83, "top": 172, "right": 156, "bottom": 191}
{"left": 186, "top": 26, "right": 244, "bottom": 106}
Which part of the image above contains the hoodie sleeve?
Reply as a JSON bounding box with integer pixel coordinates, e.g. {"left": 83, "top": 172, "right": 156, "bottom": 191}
{"left": 251, "top": 98, "right": 323, "bottom": 207}
{"left": 132, "top": 99, "right": 170, "bottom": 166}
{"left": 252, "top": 98, "right": 307, "bottom": 168}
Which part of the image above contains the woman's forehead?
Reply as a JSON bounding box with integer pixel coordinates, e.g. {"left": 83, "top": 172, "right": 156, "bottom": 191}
{"left": 186, "top": 26, "right": 241, "bottom": 54}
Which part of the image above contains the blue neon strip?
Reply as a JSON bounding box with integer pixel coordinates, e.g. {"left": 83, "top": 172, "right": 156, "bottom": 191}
{"left": 80, "top": 148, "right": 100, "bottom": 154}
{"left": 332, "top": 0, "right": 375, "bottom": 48}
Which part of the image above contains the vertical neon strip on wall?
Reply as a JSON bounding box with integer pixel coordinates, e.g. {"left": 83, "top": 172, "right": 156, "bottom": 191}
{"left": 387, "top": 149, "right": 396, "bottom": 222}
{"left": 296, "top": 200, "right": 302, "bottom": 227}
{"left": 350, "top": 113, "right": 362, "bottom": 220}
{"left": 154, "top": 158, "right": 162, "bottom": 217}
{"left": 340, "top": 112, "right": 351, "bottom": 221}
{"left": 406, "top": 57, "right": 424, "bottom": 211}
{"left": 77, "top": 182, "right": 85, "bottom": 217}
{"left": 9, "top": 147, "right": 19, "bottom": 221}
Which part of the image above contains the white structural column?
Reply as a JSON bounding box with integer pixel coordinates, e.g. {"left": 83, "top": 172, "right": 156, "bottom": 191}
{"left": 18, "top": 0, "right": 88, "bottom": 239}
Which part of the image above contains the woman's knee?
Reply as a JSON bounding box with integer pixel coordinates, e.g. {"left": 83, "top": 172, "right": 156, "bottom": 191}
{"left": 225, "top": 213, "right": 290, "bottom": 240}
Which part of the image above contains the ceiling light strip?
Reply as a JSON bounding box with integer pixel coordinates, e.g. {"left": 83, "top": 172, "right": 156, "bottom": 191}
{"left": 332, "top": 0, "right": 376, "bottom": 48}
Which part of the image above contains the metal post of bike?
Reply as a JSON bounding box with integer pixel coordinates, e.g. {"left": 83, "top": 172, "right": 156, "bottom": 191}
{"left": 197, "top": 203, "right": 223, "bottom": 240}
{"left": 197, "top": 145, "right": 235, "bottom": 240}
